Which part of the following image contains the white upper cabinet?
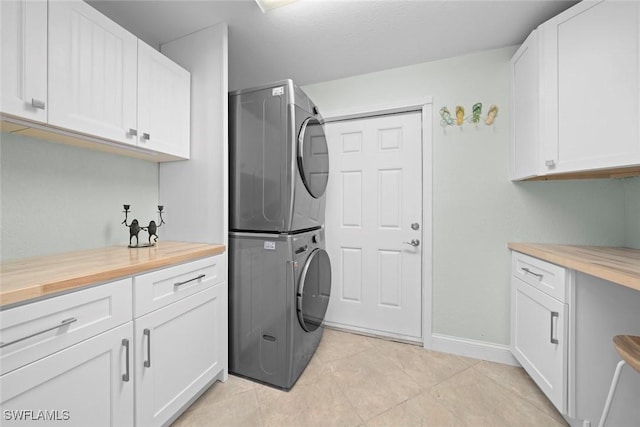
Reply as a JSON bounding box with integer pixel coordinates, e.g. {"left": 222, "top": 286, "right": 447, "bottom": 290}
{"left": 48, "top": 0, "right": 138, "bottom": 146}
{"left": 510, "top": 30, "right": 540, "bottom": 181}
{"left": 510, "top": 0, "right": 640, "bottom": 180}
{"left": 540, "top": 0, "right": 640, "bottom": 174}
{"left": 137, "top": 41, "right": 191, "bottom": 159}
{"left": 1, "top": 0, "right": 190, "bottom": 161}
{"left": 0, "top": 0, "right": 48, "bottom": 123}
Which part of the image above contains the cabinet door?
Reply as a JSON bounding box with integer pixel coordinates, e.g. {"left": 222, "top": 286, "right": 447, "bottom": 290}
{"left": 510, "top": 30, "right": 540, "bottom": 181}
{"left": 48, "top": 0, "right": 138, "bottom": 146}
{"left": 0, "top": 322, "right": 134, "bottom": 427}
{"left": 137, "top": 40, "right": 190, "bottom": 159}
{"left": 0, "top": 0, "right": 47, "bottom": 123}
{"left": 511, "top": 277, "right": 567, "bottom": 414}
{"left": 540, "top": 0, "right": 640, "bottom": 174}
{"left": 135, "top": 284, "right": 224, "bottom": 427}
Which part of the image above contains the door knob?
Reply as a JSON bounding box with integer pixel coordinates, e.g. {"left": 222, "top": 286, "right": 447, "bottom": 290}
{"left": 403, "top": 239, "right": 420, "bottom": 247}
{"left": 411, "top": 223, "right": 420, "bottom": 230}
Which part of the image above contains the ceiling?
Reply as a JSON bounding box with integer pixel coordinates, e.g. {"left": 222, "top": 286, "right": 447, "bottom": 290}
{"left": 89, "top": 0, "right": 578, "bottom": 92}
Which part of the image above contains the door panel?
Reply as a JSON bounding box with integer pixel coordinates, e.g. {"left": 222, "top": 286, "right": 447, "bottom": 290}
{"left": 48, "top": 0, "right": 137, "bottom": 145}
{"left": 138, "top": 40, "right": 190, "bottom": 158}
{"left": 324, "top": 112, "right": 422, "bottom": 341}
{"left": 135, "top": 285, "right": 222, "bottom": 427}
{"left": 0, "top": 323, "right": 134, "bottom": 427}
{"left": 540, "top": 0, "right": 640, "bottom": 172}
{"left": 511, "top": 278, "right": 567, "bottom": 413}
{"left": 0, "top": 0, "right": 47, "bottom": 123}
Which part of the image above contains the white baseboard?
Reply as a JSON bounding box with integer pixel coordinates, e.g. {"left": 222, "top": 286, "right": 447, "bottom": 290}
{"left": 325, "top": 322, "right": 520, "bottom": 367}
{"left": 323, "top": 321, "right": 422, "bottom": 344}
{"left": 429, "top": 333, "right": 520, "bottom": 366}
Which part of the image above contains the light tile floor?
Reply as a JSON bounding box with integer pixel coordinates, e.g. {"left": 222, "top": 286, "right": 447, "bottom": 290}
{"left": 172, "top": 329, "right": 568, "bottom": 427}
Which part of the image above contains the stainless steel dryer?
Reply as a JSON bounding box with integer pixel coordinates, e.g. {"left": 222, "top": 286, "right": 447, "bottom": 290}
{"left": 229, "top": 80, "right": 329, "bottom": 233}
{"left": 229, "top": 229, "right": 331, "bottom": 390}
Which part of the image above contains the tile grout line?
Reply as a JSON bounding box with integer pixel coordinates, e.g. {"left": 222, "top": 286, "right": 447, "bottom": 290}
{"left": 471, "top": 362, "right": 567, "bottom": 426}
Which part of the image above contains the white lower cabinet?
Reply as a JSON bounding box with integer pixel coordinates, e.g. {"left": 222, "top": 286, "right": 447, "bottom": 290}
{"left": 511, "top": 251, "right": 640, "bottom": 426}
{"left": 511, "top": 252, "right": 569, "bottom": 414}
{"left": 135, "top": 284, "right": 224, "bottom": 426}
{"left": 0, "top": 254, "right": 227, "bottom": 427}
{"left": 511, "top": 276, "right": 568, "bottom": 413}
{"left": 0, "top": 322, "right": 134, "bottom": 426}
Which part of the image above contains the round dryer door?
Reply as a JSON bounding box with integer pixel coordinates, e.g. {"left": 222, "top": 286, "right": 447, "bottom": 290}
{"left": 297, "top": 117, "right": 329, "bottom": 199}
{"left": 297, "top": 249, "right": 331, "bottom": 332}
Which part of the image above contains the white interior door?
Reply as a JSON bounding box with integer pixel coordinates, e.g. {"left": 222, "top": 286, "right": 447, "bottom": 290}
{"left": 323, "top": 111, "right": 423, "bottom": 342}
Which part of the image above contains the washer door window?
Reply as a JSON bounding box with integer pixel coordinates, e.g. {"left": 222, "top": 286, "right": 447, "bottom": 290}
{"left": 298, "top": 116, "right": 329, "bottom": 199}
{"left": 297, "top": 249, "right": 331, "bottom": 332}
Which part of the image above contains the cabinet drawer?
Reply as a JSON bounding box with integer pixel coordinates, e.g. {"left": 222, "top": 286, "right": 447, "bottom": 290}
{"left": 133, "top": 255, "right": 225, "bottom": 317}
{"left": 0, "top": 278, "right": 132, "bottom": 375}
{"left": 512, "top": 252, "right": 568, "bottom": 302}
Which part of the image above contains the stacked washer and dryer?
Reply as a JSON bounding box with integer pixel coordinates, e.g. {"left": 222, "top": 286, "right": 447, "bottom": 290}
{"left": 228, "top": 80, "right": 331, "bottom": 390}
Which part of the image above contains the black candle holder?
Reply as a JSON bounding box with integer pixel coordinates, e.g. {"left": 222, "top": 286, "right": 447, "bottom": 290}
{"left": 122, "top": 205, "right": 165, "bottom": 248}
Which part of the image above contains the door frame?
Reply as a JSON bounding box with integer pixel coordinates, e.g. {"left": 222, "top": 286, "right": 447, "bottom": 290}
{"left": 322, "top": 97, "right": 433, "bottom": 349}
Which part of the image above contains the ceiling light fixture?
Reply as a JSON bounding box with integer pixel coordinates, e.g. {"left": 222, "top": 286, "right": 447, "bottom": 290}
{"left": 255, "top": 0, "right": 298, "bottom": 13}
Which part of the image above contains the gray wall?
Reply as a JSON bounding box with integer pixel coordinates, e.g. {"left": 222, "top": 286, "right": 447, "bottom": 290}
{"left": 624, "top": 177, "right": 640, "bottom": 249}
{"left": 1, "top": 133, "right": 158, "bottom": 261}
{"left": 1, "top": 23, "right": 230, "bottom": 262}
{"left": 303, "top": 46, "right": 629, "bottom": 345}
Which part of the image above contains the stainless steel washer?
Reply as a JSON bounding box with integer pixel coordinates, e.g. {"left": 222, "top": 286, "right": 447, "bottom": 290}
{"left": 229, "top": 229, "right": 331, "bottom": 390}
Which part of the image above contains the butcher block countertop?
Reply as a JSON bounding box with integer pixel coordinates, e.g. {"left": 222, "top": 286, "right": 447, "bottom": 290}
{"left": 508, "top": 243, "right": 640, "bottom": 292}
{"left": 0, "top": 241, "right": 225, "bottom": 307}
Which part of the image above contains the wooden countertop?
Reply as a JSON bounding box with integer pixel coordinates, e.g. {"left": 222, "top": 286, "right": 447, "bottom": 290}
{"left": 0, "top": 241, "right": 225, "bottom": 307}
{"left": 508, "top": 243, "right": 640, "bottom": 291}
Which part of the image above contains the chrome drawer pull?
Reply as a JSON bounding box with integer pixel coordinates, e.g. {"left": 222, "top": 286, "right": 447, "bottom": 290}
{"left": 0, "top": 317, "right": 77, "bottom": 349}
{"left": 521, "top": 267, "right": 543, "bottom": 279}
{"left": 550, "top": 312, "right": 559, "bottom": 344}
{"left": 174, "top": 274, "right": 206, "bottom": 288}
{"left": 144, "top": 329, "right": 151, "bottom": 368}
{"left": 122, "top": 339, "right": 130, "bottom": 382}
{"left": 31, "top": 98, "right": 45, "bottom": 109}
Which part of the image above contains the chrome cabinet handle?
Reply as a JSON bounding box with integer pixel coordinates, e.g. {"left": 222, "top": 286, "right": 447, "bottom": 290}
{"left": 174, "top": 274, "right": 206, "bottom": 288}
{"left": 550, "top": 312, "right": 559, "bottom": 344}
{"left": 128, "top": 128, "right": 138, "bottom": 136}
{"left": 143, "top": 329, "right": 151, "bottom": 368}
{"left": 403, "top": 239, "right": 420, "bottom": 247}
{"left": 141, "top": 133, "right": 151, "bottom": 140}
{"left": 0, "top": 317, "right": 77, "bottom": 349}
{"left": 122, "top": 339, "right": 130, "bottom": 382}
{"left": 31, "top": 98, "right": 45, "bottom": 109}
{"left": 521, "top": 267, "right": 543, "bottom": 279}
